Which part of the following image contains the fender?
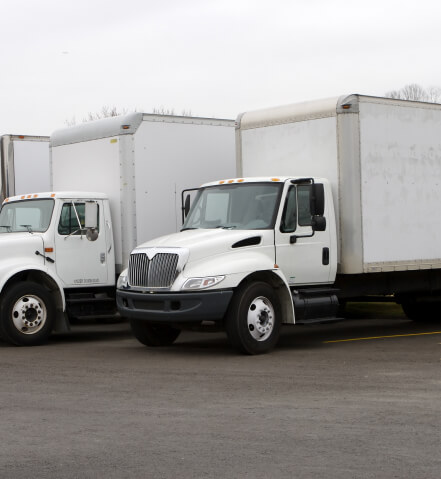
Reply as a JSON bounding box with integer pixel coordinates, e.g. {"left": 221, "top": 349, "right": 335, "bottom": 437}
{"left": 176, "top": 247, "right": 277, "bottom": 290}
{"left": 0, "top": 261, "right": 66, "bottom": 311}
{"left": 177, "top": 248, "right": 296, "bottom": 324}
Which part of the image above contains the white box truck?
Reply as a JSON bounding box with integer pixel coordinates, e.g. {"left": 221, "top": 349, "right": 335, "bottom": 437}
{"left": 1, "top": 134, "right": 50, "bottom": 202}
{"left": 117, "top": 95, "right": 441, "bottom": 354}
{"left": 0, "top": 113, "right": 235, "bottom": 345}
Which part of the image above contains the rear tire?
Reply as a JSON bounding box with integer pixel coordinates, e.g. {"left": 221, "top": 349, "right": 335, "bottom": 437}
{"left": 401, "top": 301, "right": 441, "bottom": 323}
{"left": 0, "top": 282, "right": 55, "bottom": 346}
{"left": 130, "top": 320, "right": 181, "bottom": 347}
{"left": 225, "top": 281, "right": 281, "bottom": 355}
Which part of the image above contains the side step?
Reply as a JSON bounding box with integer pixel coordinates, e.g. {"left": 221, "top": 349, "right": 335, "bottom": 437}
{"left": 291, "top": 287, "right": 340, "bottom": 324}
{"left": 295, "top": 317, "right": 343, "bottom": 325}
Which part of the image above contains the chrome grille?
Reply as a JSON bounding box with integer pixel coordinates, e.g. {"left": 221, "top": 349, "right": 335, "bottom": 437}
{"left": 128, "top": 253, "right": 179, "bottom": 288}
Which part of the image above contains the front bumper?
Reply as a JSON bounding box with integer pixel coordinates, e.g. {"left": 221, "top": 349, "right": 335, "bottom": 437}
{"left": 116, "top": 289, "right": 234, "bottom": 322}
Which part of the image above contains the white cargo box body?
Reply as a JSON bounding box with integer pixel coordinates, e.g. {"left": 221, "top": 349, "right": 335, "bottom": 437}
{"left": 1, "top": 135, "right": 50, "bottom": 200}
{"left": 237, "top": 95, "right": 441, "bottom": 275}
{"left": 51, "top": 113, "right": 235, "bottom": 272}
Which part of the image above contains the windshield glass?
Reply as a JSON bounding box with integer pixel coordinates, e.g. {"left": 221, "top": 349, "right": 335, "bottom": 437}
{"left": 183, "top": 182, "right": 283, "bottom": 230}
{"left": 0, "top": 199, "right": 55, "bottom": 233}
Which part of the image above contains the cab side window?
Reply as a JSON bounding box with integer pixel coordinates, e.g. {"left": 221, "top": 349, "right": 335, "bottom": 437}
{"left": 280, "top": 187, "right": 297, "bottom": 233}
{"left": 58, "top": 202, "right": 99, "bottom": 235}
{"left": 298, "top": 185, "right": 312, "bottom": 226}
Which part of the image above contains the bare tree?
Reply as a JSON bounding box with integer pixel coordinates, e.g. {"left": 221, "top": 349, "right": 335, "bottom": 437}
{"left": 151, "top": 107, "right": 193, "bottom": 117}
{"left": 426, "top": 86, "right": 441, "bottom": 103}
{"left": 65, "top": 106, "right": 130, "bottom": 126}
{"left": 66, "top": 105, "right": 194, "bottom": 126}
{"left": 385, "top": 84, "right": 441, "bottom": 103}
{"left": 83, "top": 106, "right": 129, "bottom": 122}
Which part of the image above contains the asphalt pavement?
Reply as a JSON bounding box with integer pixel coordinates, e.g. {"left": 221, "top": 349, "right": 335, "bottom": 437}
{"left": 0, "top": 307, "right": 440, "bottom": 479}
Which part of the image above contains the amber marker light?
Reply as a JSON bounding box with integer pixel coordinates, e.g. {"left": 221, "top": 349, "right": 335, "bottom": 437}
{"left": 342, "top": 104, "right": 351, "bottom": 109}
{"left": 238, "top": 179, "right": 244, "bottom": 182}
{"left": 228, "top": 179, "right": 234, "bottom": 183}
{"left": 21, "top": 196, "right": 25, "bottom": 199}
{"left": 45, "top": 248, "right": 54, "bottom": 253}
{"left": 219, "top": 180, "right": 225, "bottom": 184}
{"left": 271, "top": 178, "right": 280, "bottom": 182}
{"left": 51, "top": 193, "right": 56, "bottom": 197}
{"left": 122, "top": 125, "right": 130, "bottom": 129}
{"left": 33, "top": 194, "right": 38, "bottom": 198}
{"left": 274, "top": 264, "right": 279, "bottom": 268}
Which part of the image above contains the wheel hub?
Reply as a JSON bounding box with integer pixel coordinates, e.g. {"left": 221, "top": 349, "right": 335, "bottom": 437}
{"left": 12, "top": 295, "right": 47, "bottom": 334}
{"left": 247, "top": 296, "right": 275, "bottom": 341}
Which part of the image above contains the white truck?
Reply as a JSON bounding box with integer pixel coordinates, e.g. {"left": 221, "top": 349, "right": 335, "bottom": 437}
{"left": 0, "top": 113, "right": 235, "bottom": 345}
{"left": 117, "top": 95, "right": 441, "bottom": 354}
{"left": 1, "top": 134, "right": 50, "bottom": 202}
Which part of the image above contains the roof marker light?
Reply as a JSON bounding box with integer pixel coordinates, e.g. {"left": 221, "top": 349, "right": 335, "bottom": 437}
{"left": 271, "top": 178, "right": 280, "bottom": 182}
{"left": 228, "top": 180, "right": 234, "bottom": 184}
{"left": 219, "top": 180, "right": 225, "bottom": 184}
{"left": 21, "top": 196, "right": 25, "bottom": 200}
{"left": 51, "top": 193, "right": 56, "bottom": 198}
{"left": 238, "top": 179, "right": 244, "bottom": 182}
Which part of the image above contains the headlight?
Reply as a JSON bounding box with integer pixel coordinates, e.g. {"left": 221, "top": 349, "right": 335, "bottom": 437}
{"left": 117, "top": 270, "right": 129, "bottom": 289}
{"left": 182, "top": 275, "right": 225, "bottom": 290}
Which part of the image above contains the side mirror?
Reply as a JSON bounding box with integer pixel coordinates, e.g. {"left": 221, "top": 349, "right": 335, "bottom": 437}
{"left": 310, "top": 184, "right": 325, "bottom": 217}
{"left": 85, "top": 202, "right": 98, "bottom": 241}
{"left": 85, "top": 202, "right": 98, "bottom": 229}
{"left": 184, "top": 194, "right": 191, "bottom": 218}
{"left": 311, "top": 215, "right": 326, "bottom": 232}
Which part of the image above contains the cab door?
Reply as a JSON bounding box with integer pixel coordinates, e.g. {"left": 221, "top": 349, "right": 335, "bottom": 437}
{"left": 54, "top": 200, "right": 109, "bottom": 286}
{"left": 274, "top": 182, "right": 332, "bottom": 286}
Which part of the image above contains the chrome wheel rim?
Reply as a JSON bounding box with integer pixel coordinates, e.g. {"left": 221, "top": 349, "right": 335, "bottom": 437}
{"left": 247, "top": 296, "right": 275, "bottom": 341}
{"left": 11, "top": 295, "right": 47, "bottom": 335}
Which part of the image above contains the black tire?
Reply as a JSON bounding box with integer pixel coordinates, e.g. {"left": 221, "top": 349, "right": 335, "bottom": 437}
{"left": 401, "top": 301, "right": 441, "bottom": 323}
{"left": 225, "top": 281, "right": 282, "bottom": 355}
{"left": 129, "top": 320, "right": 181, "bottom": 347}
{"left": 0, "top": 282, "right": 56, "bottom": 346}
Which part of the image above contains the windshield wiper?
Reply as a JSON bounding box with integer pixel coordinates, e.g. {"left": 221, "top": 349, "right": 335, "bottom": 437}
{"left": 0, "top": 225, "right": 12, "bottom": 232}
{"left": 20, "top": 224, "right": 34, "bottom": 234}
{"left": 181, "top": 227, "right": 198, "bottom": 231}
{"left": 215, "top": 225, "right": 236, "bottom": 230}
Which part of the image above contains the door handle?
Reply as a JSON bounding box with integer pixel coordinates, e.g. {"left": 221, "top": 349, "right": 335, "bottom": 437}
{"left": 322, "top": 247, "right": 329, "bottom": 265}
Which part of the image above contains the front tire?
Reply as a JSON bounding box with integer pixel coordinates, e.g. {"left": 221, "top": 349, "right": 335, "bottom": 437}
{"left": 0, "top": 282, "right": 56, "bottom": 346}
{"left": 225, "top": 281, "right": 281, "bottom": 355}
{"left": 130, "top": 320, "right": 181, "bottom": 347}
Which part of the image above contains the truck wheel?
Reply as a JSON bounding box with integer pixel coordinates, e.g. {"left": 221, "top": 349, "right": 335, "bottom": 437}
{"left": 225, "top": 281, "right": 281, "bottom": 355}
{"left": 0, "top": 282, "right": 55, "bottom": 346}
{"left": 129, "top": 320, "right": 181, "bottom": 347}
{"left": 401, "top": 301, "right": 441, "bottom": 322}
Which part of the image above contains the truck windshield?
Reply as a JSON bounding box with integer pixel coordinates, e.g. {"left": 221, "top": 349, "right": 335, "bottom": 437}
{"left": 0, "top": 199, "right": 54, "bottom": 233}
{"left": 183, "top": 182, "right": 283, "bottom": 230}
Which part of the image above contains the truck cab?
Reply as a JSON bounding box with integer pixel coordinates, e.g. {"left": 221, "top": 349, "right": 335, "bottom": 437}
{"left": 117, "top": 177, "right": 339, "bottom": 354}
{"left": 0, "top": 191, "right": 115, "bottom": 345}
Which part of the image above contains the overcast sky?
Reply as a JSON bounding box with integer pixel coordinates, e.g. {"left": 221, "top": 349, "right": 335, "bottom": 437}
{"left": 1, "top": 0, "right": 441, "bottom": 135}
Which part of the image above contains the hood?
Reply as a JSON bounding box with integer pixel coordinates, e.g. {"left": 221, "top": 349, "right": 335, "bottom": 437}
{"left": 0, "top": 232, "right": 44, "bottom": 260}
{"left": 133, "top": 229, "right": 269, "bottom": 264}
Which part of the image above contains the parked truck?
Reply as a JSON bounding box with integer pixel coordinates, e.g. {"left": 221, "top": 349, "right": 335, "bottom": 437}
{"left": 1, "top": 134, "right": 50, "bottom": 202}
{"left": 117, "top": 95, "right": 441, "bottom": 354}
{"left": 0, "top": 113, "right": 235, "bottom": 345}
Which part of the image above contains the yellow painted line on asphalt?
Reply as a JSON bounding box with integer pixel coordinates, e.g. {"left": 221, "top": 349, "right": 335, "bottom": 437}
{"left": 324, "top": 331, "right": 441, "bottom": 343}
